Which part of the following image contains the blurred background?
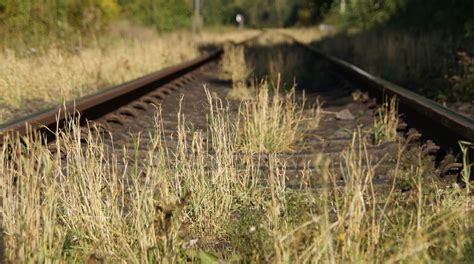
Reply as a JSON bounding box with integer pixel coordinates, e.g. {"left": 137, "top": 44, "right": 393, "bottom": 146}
{"left": 1, "top": 1, "right": 473, "bottom": 38}
{"left": 1, "top": 0, "right": 474, "bottom": 122}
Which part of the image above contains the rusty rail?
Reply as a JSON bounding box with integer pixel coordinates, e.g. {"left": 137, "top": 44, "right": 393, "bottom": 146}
{"left": 0, "top": 50, "right": 221, "bottom": 142}
{"left": 281, "top": 33, "right": 474, "bottom": 153}
{"left": 2, "top": 30, "right": 473, "bottom": 158}
{"left": 0, "top": 33, "right": 263, "bottom": 142}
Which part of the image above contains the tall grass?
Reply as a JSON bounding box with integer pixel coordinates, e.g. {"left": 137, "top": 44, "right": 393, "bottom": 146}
{"left": 220, "top": 44, "right": 250, "bottom": 83}
{"left": 316, "top": 29, "right": 474, "bottom": 102}
{"left": 219, "top": 44, "right": 253, "bottom": 101}
{"left": 0, "top": 85, "right": 472, "bottom": 262}
{"left": 237, "top": 79, "right": 304, "bottom": 153}
{"left": 0, "top": 29, "right": 261, "bottom": 124}
{"left": 373, "top": 96, "right": 399, "bottom": 144}
{"left": 0, "top": 33, "right": 198, "bottom": 124}
{"left": 261, "top": 132, "right": 473, "bottom": 263}
{"left": 1, "top": 121, "right": 187, "bottom": 262}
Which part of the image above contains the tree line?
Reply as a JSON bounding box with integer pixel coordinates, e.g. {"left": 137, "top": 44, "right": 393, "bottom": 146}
{"left": 202, "top": 0, "right": 333, "bottom": 27}
{"left": 0, "top": 0, "right": 334, "bottom": 37}
{"left": 1, "top": 0, "right": 472, "bottom": 41}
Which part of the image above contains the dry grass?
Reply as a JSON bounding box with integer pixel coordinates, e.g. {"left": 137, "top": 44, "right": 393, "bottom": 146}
{"left": 303, "top": 98, "right": 322, "bottom": 129}
{"left": 275, "top": 28, "right": 333, "bottom": 44}
{"left": 227, "top": 81, "right": 254, "bottom": 101}
{"left": 0, "top": 33, "right": 200, "bottom": 123}
{"left": 195, "top": 29, "right": 261, "bottom": 47}
{"left": 373, "top": 96, "right": 399, "bottom": 144}
{"left": 1, "top": 27, "right": 473, "bottom": 262}
{"left": 237, "top": 79, "right": 304, "bottom": 153}
{"left": 220, "top": 44, "right": 255, "bottom": 101}
{"left": 0, "top": 86, "right": 273, "bottom": 262}
{"left": 316, "top": 29, "right": 474, "bottom": 104}
{"left": 0, "top": 28, "right": 261, "bottom": 124}
{"left": 0, "top": 85, "right": 473, "bottom": 262}
{"left": 1, "top": 120, "right": 188, "bottom": 262}
{"left": 250, "top": 128, "right": 474, "bottom": 262}
{"left": 220, "top": 44, "right": 250, "bottom": 82}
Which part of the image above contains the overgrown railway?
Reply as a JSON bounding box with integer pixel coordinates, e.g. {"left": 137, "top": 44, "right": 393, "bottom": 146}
{"left": 0, "top": 32, "right": 471, "bottom": 181}
{"left": 1, "top": 31, "right": 474, "bottom": 263}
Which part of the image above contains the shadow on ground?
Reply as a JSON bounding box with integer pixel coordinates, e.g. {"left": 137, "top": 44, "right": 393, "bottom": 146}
{"left": 309, "top": 1, "right": 474, "bottom": 105}
{"left": 199, "top": 39, "right": 338, "bottom": 93}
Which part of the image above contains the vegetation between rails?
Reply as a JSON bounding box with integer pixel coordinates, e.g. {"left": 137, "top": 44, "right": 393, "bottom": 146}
{"left": 0, "top": 83, "right": 473, "bottom": 262}
{"left": 221, "top": 44, "right": 305, "bottom": 153}
{"left": 237, "top": 80, "right": 303, "bottom": 153}
{"left": 220, "top": 44, "right": 254, "bottom": 100}
{"left": 220, "top": 44, "right": 250, "bottom": 84}
{"left": 373, "top": 97, "right": 399, "bottom": 145}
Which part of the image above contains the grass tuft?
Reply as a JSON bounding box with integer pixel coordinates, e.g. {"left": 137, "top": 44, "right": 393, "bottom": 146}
{"left": 227, "top": 81, "right": 254, "bottom": 101}
{"left": 220, "top": 44, "right": 250, "bottom": 83}
{"left": 459, "top": 141, "right": 473, "bottom": 193}
{"left": 220, "top": 44, "right": 255, "bottom": 101}
{"left": 374, "top": 96, "right": 399, "bottom": 145}
{"left": 237, "top": 78, "right": 304, "bottom": 153}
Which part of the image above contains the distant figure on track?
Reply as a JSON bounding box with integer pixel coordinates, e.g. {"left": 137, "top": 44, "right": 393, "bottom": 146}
{"left": 236, "top": 14, "right": 245, "bottom": 29}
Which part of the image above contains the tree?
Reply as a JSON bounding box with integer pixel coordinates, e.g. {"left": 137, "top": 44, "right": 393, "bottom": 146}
{"left": 119, "top": 0, "right": 192, "bottom": 31}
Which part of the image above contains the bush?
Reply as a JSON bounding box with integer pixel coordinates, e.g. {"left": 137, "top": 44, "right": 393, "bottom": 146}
{"left": 119, "top": 0, "right": 191, "bottom": 31}
{"left": 0, "top": 0, "right": 120, "bottom": 48}
{"left": 445, "top": 52, "right": 474, "bottom": 102}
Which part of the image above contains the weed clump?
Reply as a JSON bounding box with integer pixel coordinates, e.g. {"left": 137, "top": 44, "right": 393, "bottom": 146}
{"left": 227, "top": 81, "right": 254, "bottom": 101}
{"left": 374, "top": 96, "right": 399, "bottom": 145}
{"left": 220, "top": 44, "right": 255, "bottom": 100}
{"left": 220, "top": 44, "right": 250, "bottom": 83}
{"left": 237, "top": 79, "right": 304, "bottom": 153}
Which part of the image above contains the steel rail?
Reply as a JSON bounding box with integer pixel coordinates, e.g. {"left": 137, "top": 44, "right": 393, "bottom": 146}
{"left": 0, "top": 50, "right": 221, "bottom": 142}
{"left": 281, "top": 33, "right": 474, "bottom": 152}
{"left": 0, "top": 33, "right": 262, "bottom": 142}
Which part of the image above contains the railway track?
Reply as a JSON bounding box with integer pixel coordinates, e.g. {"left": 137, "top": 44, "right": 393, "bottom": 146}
{"left": 0, "top": 32, "right": 472, "bottom": 184}
{"left": 2, "top": 31, "right": 474, "bottom": 262}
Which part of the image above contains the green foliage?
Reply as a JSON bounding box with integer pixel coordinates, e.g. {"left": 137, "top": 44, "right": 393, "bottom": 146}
{"left": 0, "top": 0, "right": 121, "bottom": 48}
{"left": 335, "top": 0, "right": 474, "bottom": 33}
{"left": 0, "top": 0, "right": 120, "bottom": 35}
{"left": 339, "top": 0, "right": 405, "bottom": 29}
{"left": 67, "top": 0, "right": 120, "bottom": 33}
{"left": 119, "top": 0, "right": 192, "bottom": 31}
{"left": 203, "top": 0, "right": 285, "bottom": 27}
{"left": 0, "top": 0, "right": 191, "bottom": 48}
{"left": 0, "top": 0, "right": 336, "bottom": 46}
{"left": 203, "top": 0, "right": 332, "bottom": 28}
{"left": 445, "top": 52, "right": 474, "bottom": 102}
{"left": 287, "top": 0, "right": 333, "bottom": 26}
